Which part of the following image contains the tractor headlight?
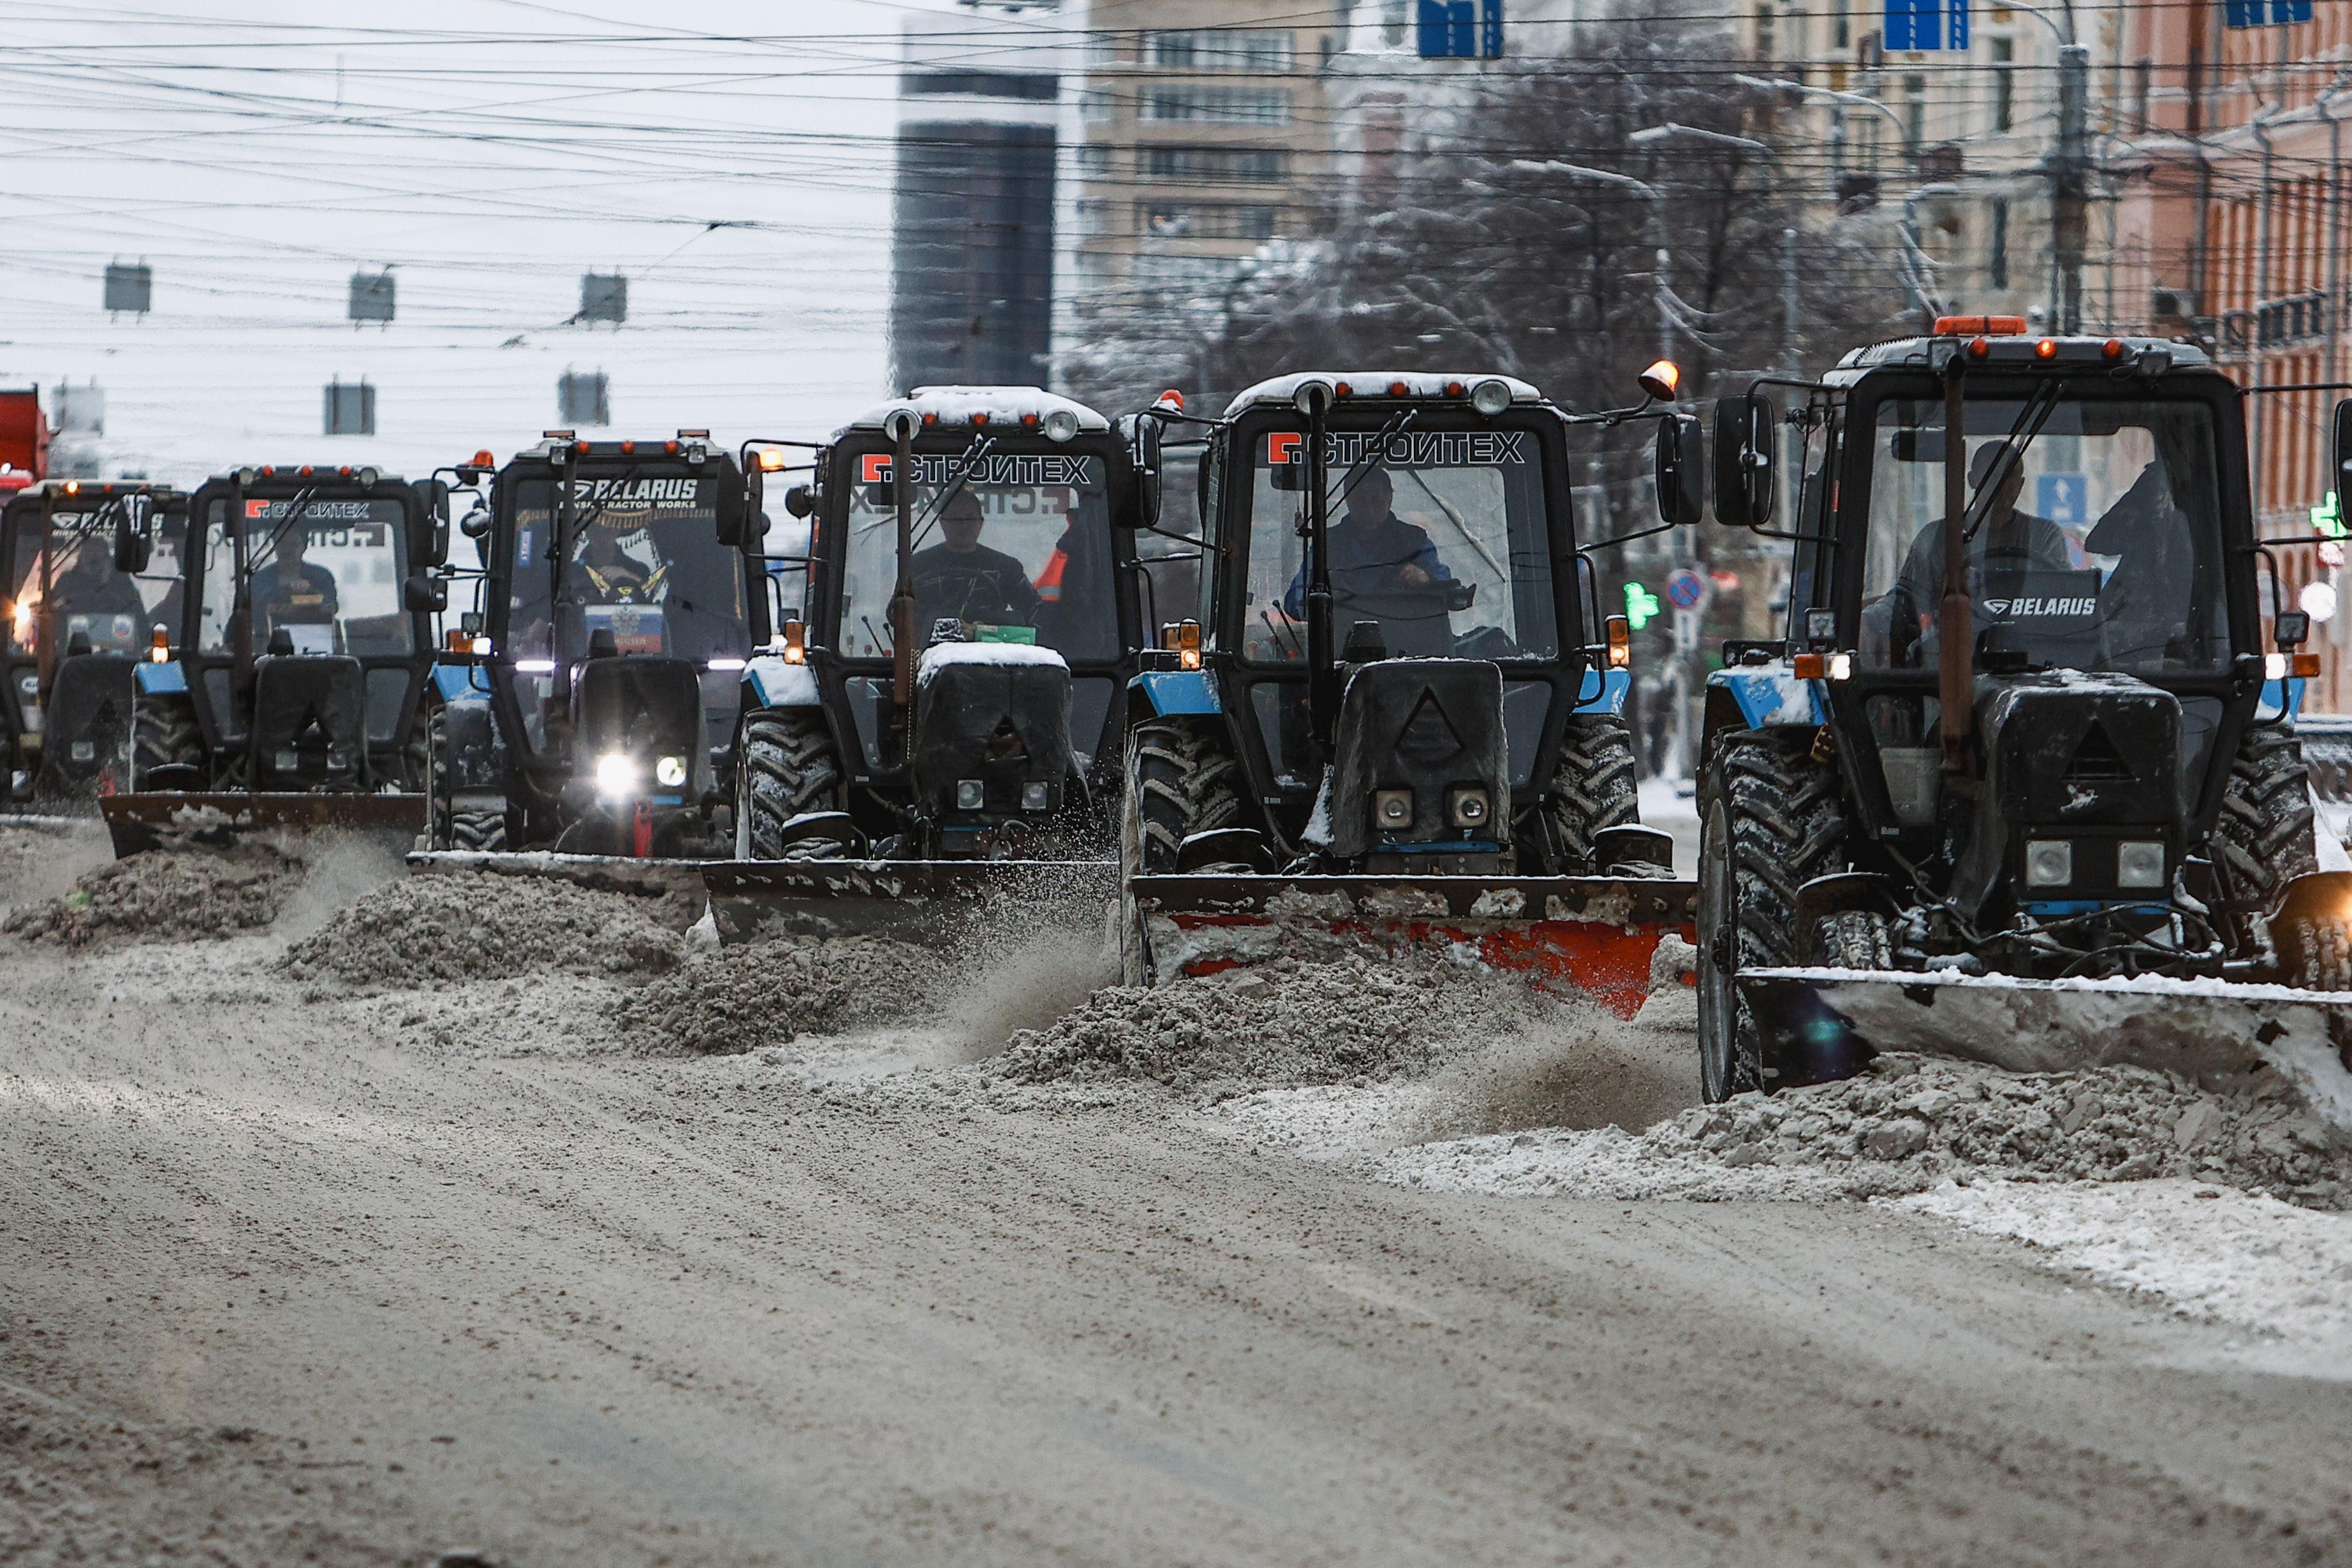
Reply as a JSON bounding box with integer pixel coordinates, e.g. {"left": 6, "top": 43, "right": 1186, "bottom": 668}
{"left": 1373, "top": 788, "right": 1414, "bottom": 830}
{"left": 1042, "top": 408, "right": 1081, "bottom": 443}
{"left": 1448, "top": 786, "right": 1490, "bottom": 828}
{"left": 1470, "top": 377, "right": 1513, "bottom": 416}
{"left": 956, "top": 778, "right": 985, "bottom": 810}
{"left": 2025, "top": 840, "right": 2073, "bottom": 888}
{"left": 2117, "top": 840, "right": 2166, "bottom": 890}
{"left": 654, "top": 755, "right": 688, "bottom": 789}
{"left": 595, "top": 752, "right": 638, "bottom": 797}
{"left": 1020, "top": 780, "right": 1050, "bottom": 812}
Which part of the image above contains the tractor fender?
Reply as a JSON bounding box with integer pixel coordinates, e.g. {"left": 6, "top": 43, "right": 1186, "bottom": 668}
{"left": 431, "top": 662, "right": 494, "bottom": 706}
{"left": 744, "top": 654, "right": 821, "bottom": 710}
{"left": 1128, "top": 668, "right": 1220, "bottom": 720}
{"left": 134, "top": 660, "right": 187, "bottom": 697}
{"left": 1707, "top": 662, "right": 1826, "bottom": 732}
{"left": 1571, "top": 665, "right": 1630, "bottom": 717}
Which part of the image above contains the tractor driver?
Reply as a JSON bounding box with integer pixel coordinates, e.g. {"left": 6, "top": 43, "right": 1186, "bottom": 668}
{"left": 249, "top": 522, "right": 340, "bottom": 636}
{"left": 1281, "top": 465, "right": 1455, "bottom": 619}
{"left": 910, "top": 490, "right": 1041, "bottom": 633}
{"left": 1864, "top": 443, "right": 2072, "bottom": 667}
{"left": 48, "top": 527, "right": 146, "bottom": 629}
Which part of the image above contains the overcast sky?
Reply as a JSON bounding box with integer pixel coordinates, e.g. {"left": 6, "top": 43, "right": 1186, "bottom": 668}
{"left": 0, "top": 0, "right": 1043, "bottom": 484}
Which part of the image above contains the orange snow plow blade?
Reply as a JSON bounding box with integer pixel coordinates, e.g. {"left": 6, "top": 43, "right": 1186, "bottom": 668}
{"left": 1129, "top": 874, "right": 1697, "bottom": 1020}
{"left": 102, "top": 792, "right": 425, "bottom": 857}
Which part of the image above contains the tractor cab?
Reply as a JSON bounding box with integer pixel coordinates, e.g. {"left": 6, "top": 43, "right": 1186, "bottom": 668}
{"left": 450, "top": 432, "right": 760, "bottom": 855}
{"left": 1696, "top": 318, "right": 2352, "bottom": 1100}
{"left": 1, "top": 480, "right": 180, "bottom": 802}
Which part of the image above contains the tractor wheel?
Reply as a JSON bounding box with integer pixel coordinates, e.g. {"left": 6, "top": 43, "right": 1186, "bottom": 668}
{"left": 1125, "top": 715, "right": 1242, "bottom": 874}
{"left": 1540, "top": 714, "right": 1641, "bottom": 872}
{"left": 1119, "top": 716, "right": 1243, "bottom": 985}
{"left": 131, "top": 692, "right": 203, "bottom": 789}
{"left": 1813, "top": 909, "right": 1893, "bottom": 970}
{"left": 2281, "top": 911, "right": 2352, "bottom": 992}
{"left": 735, "top": 707, "right": 843, "bottom": 860}
{"left": 2212, "top": 725, "right": 2320, "bottom": 960}
{"left": 422, "top": 703, "right": 506, "bottom": 852}
{"left": 1696, "top": 729, "right": 1847, "bottom": 1103}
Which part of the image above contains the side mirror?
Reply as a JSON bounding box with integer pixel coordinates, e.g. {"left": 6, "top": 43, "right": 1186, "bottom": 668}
{"left": 1653, "top": 413, "right": 1704, "bottom": 525}
{"left": 409, "top": 479, "right": 450, "bottom": 567}
{"left": 1130, "top": 412, "right": 1166, "bottom": 532}
{"left": 2333, "top": 397, "right": 2352, "bottom": 509}
{"left": 784, "top": 483, "right": 815, "bottom": 520}
{"left": 1712, "top": 393, "right": 1778, "bottom": 527}
{"left": 459, "top": 502, "right": 492, "bottom": 541}
{"left": 1197, "top": 447, "right": 1213, "bottom": 525}
{"left": 113, "top": 509, "right": 152, "bottom": 575}
{"left": 402, "top": 572, "right": 448, "bottom": 613}
{"left": 714, "top": 472, "right": 748, "bottom": 549}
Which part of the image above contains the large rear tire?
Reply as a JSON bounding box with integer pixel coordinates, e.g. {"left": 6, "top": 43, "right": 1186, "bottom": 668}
{"left": 1696, "top": 729, "right": 1848, "bottom": 1102}
{"left": 423, "top": 705, "right": 506, "bottom": 852}
{"left": 735, "top": 707, "right": 844, "bottom": 860}
{"left": 1540, "top": 713, "right": 1641, "bottom": 873}
{"left": 2213, "top": 725, "right": 2319, "bottom": 960}
{"left": 1119, "top": 715, "right": 1243, "bottom": 985}
{"left": 131, "top": 691, "right": 203, "bottom": 789}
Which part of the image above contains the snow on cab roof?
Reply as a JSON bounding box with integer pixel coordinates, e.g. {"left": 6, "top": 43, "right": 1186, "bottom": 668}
{"left": 1222, "top": 372, "right": 1545, "bottom": 416}
{"left": 840, "top": 386, "right": 1111, "bottom": 437}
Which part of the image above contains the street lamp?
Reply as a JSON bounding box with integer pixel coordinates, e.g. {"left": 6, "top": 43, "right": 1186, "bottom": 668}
{"left": 1629, "top": 122, "right": 1800, "bottom": 379}
{"left": 1734, "top": 72, "right": 1909, "bottom": 187}
{"left": 1507, "top": 158, "right": 1672, "bottom": 362}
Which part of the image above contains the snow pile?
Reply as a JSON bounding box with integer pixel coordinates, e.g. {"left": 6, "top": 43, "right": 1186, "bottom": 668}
{"left": 3, "top": 846, "right": 302, "bottom": 946}
{"left": 619, "top": 935, "right": 948, "bottom": 1055}
{"left": 1378, "top": 1052, "right": 2352, "bottom": 1208}
{"left": 0, "top": 820, "right": 110, "bottom": 923}
{"left": 992, "top": 957, "right": 1536, "bottom": 1092}
{"left": 1902, "top": 1180, "right": 2352, "bottom": 1345}
{"left": 284, "top": 873, "right": 685, "bottom": 986}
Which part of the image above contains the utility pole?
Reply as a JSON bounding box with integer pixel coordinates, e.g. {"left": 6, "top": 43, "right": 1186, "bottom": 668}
{"left": 2052, "top": 44, "right": 2091, "bottom": 333}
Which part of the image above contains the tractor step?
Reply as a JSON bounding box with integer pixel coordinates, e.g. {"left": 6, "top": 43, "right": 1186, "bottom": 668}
{"left": 103, "top": 792, "right": 426, "bottom": 858}
{"left": 1739, "top": 965, "right": 2352, "bottom": 1132}
{"left": 1131, "top": 873, "right": 1698, "bottom": 1020}
{"left": 703, "top": 856, "right": 1117, "bottom": 944}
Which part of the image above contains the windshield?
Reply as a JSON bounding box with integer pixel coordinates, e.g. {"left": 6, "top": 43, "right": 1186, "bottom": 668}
{"left": 9, "top": 506, "right": 178, "bottom": 657}
{"left": 837, "top": 443, "right": 1117, "bottom": 663}
{"left": 1238, "top": 421, "right": 1557, "bottom": 663}
{"left": 197, "top": 494, "right": 413, "bottom": 657}
{"left": 1858, "top": 397, "right": 2229, "bottom": 675}
{"left": 504, "top": 474, "right": 751, "bottom": 664}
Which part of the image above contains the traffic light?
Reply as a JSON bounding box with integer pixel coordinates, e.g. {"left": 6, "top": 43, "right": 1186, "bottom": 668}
{"left": 1623, "top": 580, "right": 1663, "bottom": 631}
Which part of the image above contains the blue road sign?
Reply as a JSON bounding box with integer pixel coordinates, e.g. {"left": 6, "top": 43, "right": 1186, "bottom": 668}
{"left": 1418, "top": 0, "right": 1504, "bottom": 59}
{"left": 1666, "top": 568, "right": 1708, "bottom": 610}
{"left": 2225, "top": 0, "right": 2311, "bottom": 27}
{"left": 1885, "top": 0, "right": 1968, "bottom": 50}
{"left": 2037, "top": 473, "right": 2089, "bottom": 531}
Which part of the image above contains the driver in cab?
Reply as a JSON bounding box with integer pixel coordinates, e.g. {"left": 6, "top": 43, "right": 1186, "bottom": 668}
{"left": 910, "top": 490, "right": 1040, "bottom": 633}
{"left": 571, "top": 525, "right": 666, "bottom": 604}
{"left": 1281, "top": 465, "right": 1456, "bottom": 620}
{"left": 249, "top": 523, "right": 339, "bottom": 636}
{"left": 1865, "top": 443, "right": 2072, "bottom": 666}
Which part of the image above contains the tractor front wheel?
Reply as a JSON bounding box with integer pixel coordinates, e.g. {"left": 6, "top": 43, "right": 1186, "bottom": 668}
{"left": 1540, "top": 714, "right": 1641, "bottom": 873}
{"left": 1696, "top": 729, "right": 1848, "bottom": 1102}
{"left": 735, "top": 707, "right": 844, "bottom": 860}
{"left": 131, "top": 691, "right": 203, "bottom": 789}
{"left": 1119, "top": 715, "right": 1243, "bottom": 985}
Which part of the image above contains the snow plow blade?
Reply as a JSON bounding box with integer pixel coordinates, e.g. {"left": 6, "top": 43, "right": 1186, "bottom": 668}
{"left": 1739, "top": 966, "right": 2352, "bottom": 1131}
{"left": 102, "top": 793, "right": 426, "bottom": 858}
{"left": 703, "top": 857, "right": 1118, "bottom": 944}
{"left": 1131, "top": 874, "right": 1698, "bottom": 1020}
{"left": 406, "top": 849, "right": 712, "bottom": 905}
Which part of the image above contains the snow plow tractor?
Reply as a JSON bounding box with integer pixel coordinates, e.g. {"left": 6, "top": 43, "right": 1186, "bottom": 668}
{"left": 702, "top": 388, "right": 1138, "bottom": 941}
{"left": 1112, "top": 370, "right": 1702, "bottom": 1018}
{"left": 1696, "top": 318, "right": 2352, "bottom": 1117}
{"left": 108, "top": 465, "right": 447, "bottom": 855}
{"left": 416, "top": 432, "right": 761, "bottom": 868}
{"left": 3, "top": 481, "right": 183, "bottom": 811}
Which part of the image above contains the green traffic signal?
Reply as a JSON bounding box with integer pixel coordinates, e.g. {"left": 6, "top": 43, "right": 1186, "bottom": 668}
{"left": 1624, "top": 580, "right": 1662, "bottom": 631}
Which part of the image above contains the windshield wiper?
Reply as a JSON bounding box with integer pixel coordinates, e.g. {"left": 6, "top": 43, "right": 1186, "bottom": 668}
{"left": 1312, "top": 409, "right": 1418, "bottom": 531}
{"left": 907, "top": 435, "right": 996, "bottom": 550}
{"left": 1959, "top": 380, "right": 2064, "bottom": 543}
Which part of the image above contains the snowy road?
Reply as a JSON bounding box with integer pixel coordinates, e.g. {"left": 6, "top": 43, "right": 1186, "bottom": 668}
{"left": 5, "top": 924, "right": 2352, "bottom": 1565}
